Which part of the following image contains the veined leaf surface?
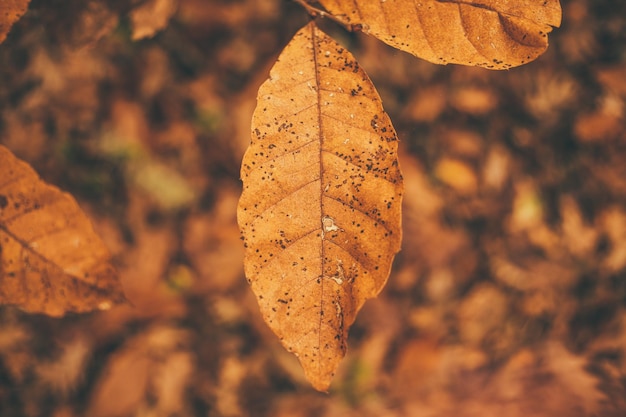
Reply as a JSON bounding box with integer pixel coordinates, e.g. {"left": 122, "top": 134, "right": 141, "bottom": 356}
{"left": 237, "top": 22, "right": 403, "bottom": 391}
{"left": 0, "top": 145, "right": 126, "bottom": 316}
{"left": 319, "top": 0, "right": 562, "bottom": 69}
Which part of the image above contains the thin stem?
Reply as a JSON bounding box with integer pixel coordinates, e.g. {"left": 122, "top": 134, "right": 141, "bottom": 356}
{"left": 291, "top": 0, "right": 363, "bottom": 32}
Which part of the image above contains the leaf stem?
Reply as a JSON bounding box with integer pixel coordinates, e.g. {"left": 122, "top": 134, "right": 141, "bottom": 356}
{"left": 291, "top": 0, "right": 362, "bottom": 32}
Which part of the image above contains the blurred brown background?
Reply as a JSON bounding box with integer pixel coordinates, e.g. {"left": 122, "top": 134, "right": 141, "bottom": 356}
{"left": 1, "top": 0, "right": 625, "bottom": 416}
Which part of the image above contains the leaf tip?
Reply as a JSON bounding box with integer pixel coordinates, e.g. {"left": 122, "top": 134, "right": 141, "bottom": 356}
{"left": 308, "top": 374, "right": 333, "bottom": 393}
{"left": 299, "top": 352, "right": 342, "bottom": 393}
{"left": 97, "top": 289, "right": 128, "bottom": 311}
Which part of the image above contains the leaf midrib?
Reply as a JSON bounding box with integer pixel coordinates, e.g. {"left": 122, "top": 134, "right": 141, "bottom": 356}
{"left": 310, "top": 22, "right": 327, "bottom": 378}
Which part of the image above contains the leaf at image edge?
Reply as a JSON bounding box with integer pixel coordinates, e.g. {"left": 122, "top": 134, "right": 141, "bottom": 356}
{"left": 319, "top": 0, "right": 562, "bottom": 69}
{"left": 0, "top": 0, "right": 31, "bottom": 44}
{"left": 238, "top": 22, "right": 403, "bottom": 391}
{"left": 0, "top": 145, "right": 126, "bottom": 317}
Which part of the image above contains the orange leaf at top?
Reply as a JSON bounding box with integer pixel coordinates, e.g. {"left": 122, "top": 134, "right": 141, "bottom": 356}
{"left": 319, "top": 0, "right": 562, "bottom": 69}
{"left": 238, "top": 22, "right": 403, "bottom": 391}
{"left": 0, "top": 145, "right": 126, "bottom": 316}
{"left": 0, "top": 0, "right": 31, "bottom": 43}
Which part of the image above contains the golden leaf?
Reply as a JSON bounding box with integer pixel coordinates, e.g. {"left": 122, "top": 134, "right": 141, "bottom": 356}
{"left": 319, "top": 0, "right": 562, "bottom": 69}
{"left": 0, "top": 145, "right": 126, "bottom": 316}
{"left": 237, "top": 22, "right": 403, "bottom": 391}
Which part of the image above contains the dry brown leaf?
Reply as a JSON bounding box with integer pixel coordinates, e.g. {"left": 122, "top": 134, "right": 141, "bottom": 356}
{"left": 237, "top": 22, "right": 403, "bottom": 391}
{"left": 66, "top": 2, "right": 119, "bottom": 48}
{"left": 434, "top": 157, "right": 477, "bottom": 194}
{"left": 319, "top": 0, "right": 562, "bottom": 69}
{"left": 597, "top": 65, "right": 626, "bottom": 97}
{"left": 87, "top": 325, "right": 191, "bottom": 417}
{"left": 457, "top": 283, "right": 508, "bottom": 346}
{"left": 0, "top": 145, "right": 125, "bottom": 316}
{"left": 0, "top": 0, "right": 30, "bottom": 44}
{"left": 36, "top": 336, "right": 91, "bottom": 394}
{"left": 545, "top": 342, "right": 606, "bottom": 415}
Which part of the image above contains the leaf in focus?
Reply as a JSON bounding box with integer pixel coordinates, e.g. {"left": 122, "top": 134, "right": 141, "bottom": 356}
{"left": 237, "top": 22, "right": 403, "bottom": 391}
{"left": 0, "top": 0, "right": 31, "bottom": 44}
{"left": 318, "top": 0, "right": 562, "bottom": 69}
{"left": 0, "top": 145, "right": 126, "bottom": 317}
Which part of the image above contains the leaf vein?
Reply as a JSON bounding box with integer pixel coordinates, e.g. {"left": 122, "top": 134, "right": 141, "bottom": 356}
{"left": 324, "top": 238, "right": 372, "bottom": 275}
{"left": 250, "top": 176, "right": 320, "bottom": 222}
{"left": 322, "top": 150, "right": 398, "bottom": 186}
{"left": 254, "top": 228, "right": 319, "bottom": 273}
{"left": 263, "top": 77, "right": 316, "bottom": 99}
{"left": 321, "top": 112, "right": 376, "bottom": 135}
{"left": 248, "top": 139, "right": 318, "bottom": 169}
{"left": 322, "top": 193, "right": 394, "bottom": 235}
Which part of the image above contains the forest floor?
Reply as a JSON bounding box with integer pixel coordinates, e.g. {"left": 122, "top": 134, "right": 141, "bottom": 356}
{"left": 1, "top": 0, "right": 626, "bottom": 416}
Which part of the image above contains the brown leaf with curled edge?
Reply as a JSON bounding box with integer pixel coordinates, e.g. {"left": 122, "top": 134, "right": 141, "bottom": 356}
{"left": 237, "top": 22, "right": 403, "bottom": 391}
{"left": 318, "top": 0, "right": 562, "bottom": 69}
{"left": 0, "top": 0, "right": 31, "bottom": 44}
{"left": 0, "top": 146, "right": 125, "bottom": 317}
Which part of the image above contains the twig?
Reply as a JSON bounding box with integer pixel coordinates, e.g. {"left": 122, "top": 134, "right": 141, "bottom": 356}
{"left": 291, "top": 0, "right": 363, "bottom": 32}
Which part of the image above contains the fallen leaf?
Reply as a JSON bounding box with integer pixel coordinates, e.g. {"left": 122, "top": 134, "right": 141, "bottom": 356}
{"left": 183, "top": 187, "right": 244, "bottom": 293}
{"left": 90, "top": 350, "right": 151, "bottom": 417}
{"left": 0, "top": 0, "right": 30, "bottom": 44}
{"left": 482, "top": 145, "right": 510, "bottom": 190}
{"left": 450, "top": 86, "right": 498, "bottom": 114}
{"left": 508, "top": 179, "right": 543, "bottom": 232}
{"left": 403, "top": 84, "right": 447, "bottom": 122}
{"left": 319, "top": 0, "right": 562, "bottom": 69}
{"left": 130, "top": 0, "right": 178, "bottom": 41}
{"left": 545, "top": 342, "right": 606, "bottom": 415}
{"left": 434, "top": 157, "right": 477, "bottom": 194}
{"left": 237, "top": 22, "right": 403, "bottom": 391}
{"left": 36, "top": 336, "right": 91, "bottom": 394}
{"left": 153, "top": 351, "right": 194, "bottom": 415}
{"left": 597, "top": 65, "right": 626, "bottom": 97}
{"left": 0, "top": 145, "right": 125, "bottom": 316}
{"left": 559, "top": 195, "right": 597, "bottom": 258}
{"left": 66, "top": 1, "right": 119, "bottom": 47}
{"left": 574, "top": 111, "right": 623, "bottom": 143}
{"left": 87, "top": 325, "right": 191, "bottom": 417}
{"left": 522, "top": 69, "right": 577, "bottom": 119}
{"left": 600, "top": 207, "right": 626, "bottom": 273}
{"left": 441, "top": 129, "right": 484, "bottom": 158}
{"left": 457, "top": 283, "right": 508, "bottom": 346}
{"left": 215, "top": 355, "right": 247, "bottom": 417}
